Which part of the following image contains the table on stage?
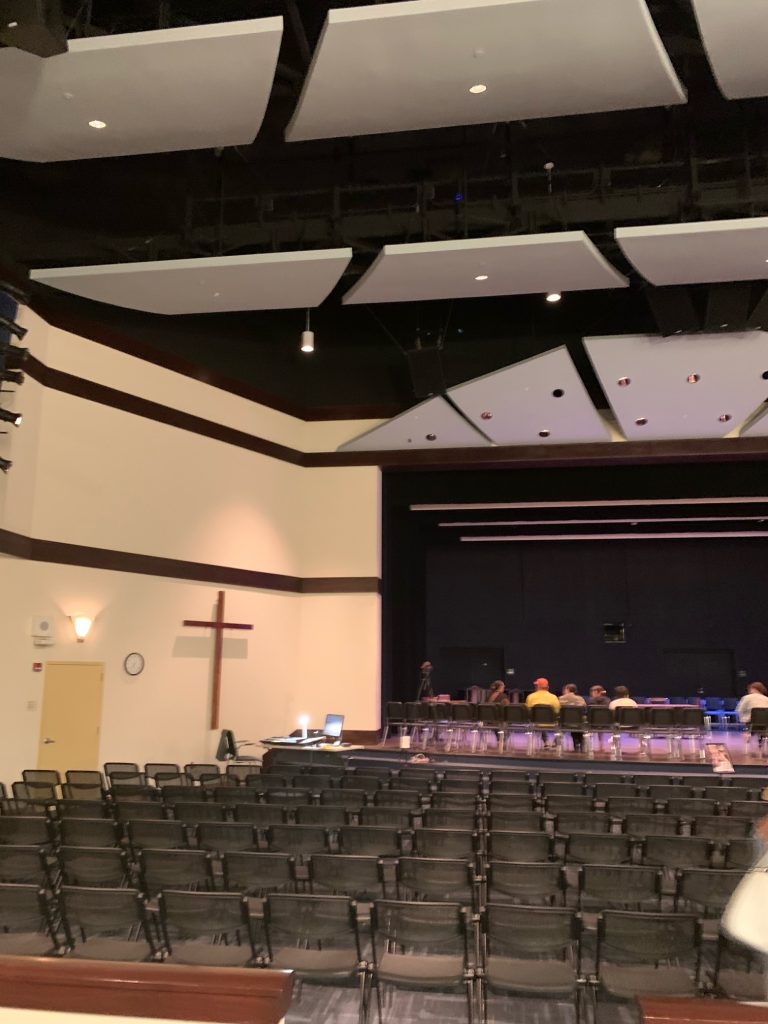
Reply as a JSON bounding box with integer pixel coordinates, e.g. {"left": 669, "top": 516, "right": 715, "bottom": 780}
{"left": 640, "top": 998, "right": 768, "bottom": 1024}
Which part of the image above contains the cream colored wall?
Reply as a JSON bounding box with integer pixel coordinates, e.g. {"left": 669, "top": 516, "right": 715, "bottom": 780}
{"left": 0, "top": 307, "right": 382, "bottom": 783}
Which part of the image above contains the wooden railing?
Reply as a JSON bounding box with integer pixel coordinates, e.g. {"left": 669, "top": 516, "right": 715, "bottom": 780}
{"left": 0, "top": 956, "right": 293, "bottom": 1023}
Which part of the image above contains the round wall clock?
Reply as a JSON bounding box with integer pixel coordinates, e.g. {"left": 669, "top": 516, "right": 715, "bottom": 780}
{"left": 123, "top": 652, "right": 145, "bottom": 676}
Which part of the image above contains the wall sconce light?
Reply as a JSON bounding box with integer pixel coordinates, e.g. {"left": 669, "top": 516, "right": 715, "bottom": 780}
{"left": 298, "top": 714, "right": 310, "bottom": 739}
{"left": 71, "top": 615, "right": 93, "bottom": 642}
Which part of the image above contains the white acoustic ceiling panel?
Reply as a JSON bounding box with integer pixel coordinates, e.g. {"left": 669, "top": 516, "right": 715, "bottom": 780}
{"left": 0, "top": 19, "right": 282, "bottom": 161}
{"left": 30, "top": 250, "right": 353, "bottom": 314}
{"left": 449, "top": 347, "right": 611, "bottom": 445}
{"left": 338, "top": 397, "right": 488, "bottom": 451}
{"left": 615, "top": 219, "right": 768, "bottom": 286}
{"left": 692, "top": 0, "right": 768, "bottom": 99}
{"left": 584, "top": 331, "right": 768, "bottom": 440}
{"left": 286, "top": 0, "right": 685, "bottom": 141}
{"left": 343, "top": 233, "right": 628, "bottom": 305}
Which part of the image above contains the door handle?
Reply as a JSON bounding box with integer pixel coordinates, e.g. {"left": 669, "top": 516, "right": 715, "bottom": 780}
{"left": 42, "top": 738, "right": 56, "bottom": 744}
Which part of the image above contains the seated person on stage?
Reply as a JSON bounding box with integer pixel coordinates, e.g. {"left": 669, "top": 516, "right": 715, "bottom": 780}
{"left": 736, "top": 680, "right": 768, "bottom": 730}
{"left": 525, "top": 677, "right": 560, "bottom": 712}
{"left": 559, "top": 683, "right": 586, "bottom": 752}
{"left": 608, "top": 685, "right": 638, "bottom": 710}
{"left": 526, "top": 677, "right": 560, "bottom": 747}
{"left": 588, "top": 685, "right": 610, "bottom": 706}
{"left": 487, "top": 680, "right": 510, "bottom": 705}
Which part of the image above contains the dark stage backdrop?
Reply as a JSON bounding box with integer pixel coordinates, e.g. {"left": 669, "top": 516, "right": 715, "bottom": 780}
{"left": 424, "top": 539, "right": 767, "bottom": 700}
{"left": 382, "top": 461, "right": 768, "bottom": 706}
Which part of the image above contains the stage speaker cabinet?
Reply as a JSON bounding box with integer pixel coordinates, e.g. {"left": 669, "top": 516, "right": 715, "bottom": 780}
{"left": 406, "top": 346, "right": 445, "bottom": 399}
{"left": 0, "top": 1, "right": 67, "bottom": 57}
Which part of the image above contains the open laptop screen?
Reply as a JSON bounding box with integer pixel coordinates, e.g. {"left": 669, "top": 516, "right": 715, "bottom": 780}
{"left": 323, "top": 713, "right": 344, "bottom": 739}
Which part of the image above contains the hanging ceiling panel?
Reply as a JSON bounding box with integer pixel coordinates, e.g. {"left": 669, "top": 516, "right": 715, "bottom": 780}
{"left": 584, "top": 331, "right": 768, "bottom": 440}
{"left": 338, "top": 396, "right": 488, "bottom": 451}
{"left": 449, "top": 347, "right": 611, "bottom": 445}
{"left": 615, "top": 219, "right": 768, "bottom": 286}
{"left": 286, "top": 0, "right": 685, "bottom": 141}
{"left": 342, "top": 232, "right": 628, "bottom": 305}
{"left": 30, "top": 250, "right": 353, "bottom": 314}
{"left": 0, "top": 18, "right": 282, "bottom": 161}
{"left": 692, "top": 0, "right": 768, "bottom": 100}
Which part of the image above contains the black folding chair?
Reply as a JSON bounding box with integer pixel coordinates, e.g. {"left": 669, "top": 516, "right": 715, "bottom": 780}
{"left": 159, "top": 889, "right": 257, "bottom": 966}
{"left": 596, "top": 911, "right": 701, "bottom": 1001}
{"left": 60, "top": 886, "right": 158, "bottom": 961}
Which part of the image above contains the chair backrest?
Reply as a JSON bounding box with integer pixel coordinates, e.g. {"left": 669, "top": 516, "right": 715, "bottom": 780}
{"left": 158, "top": 889, "right": 252, "bottom": 947}
{"left": 691, "top": 816, "right": 750, "bottom": 840}
{"left": 644, "top": 835, "right": 711, "bottom": 868}
{"left": 502, "top": 704, "right": 529, "bottom": 725}
{"left": 338, "top": 825, "right": 403, "bottom": 857}
{"left": 138, "top": 848, "right": 213, "bottom": 894}
{"left": 615, "top": 707, "right": 645, "bottom": 728}
{"left": 560, "top": 706, "right": 586, "bottom": 728}
{"left": 185, "top": 763, "right": 220, "bottom": 782}
{"left": 451, "top": 704, "right": 478, "bottom": 724}
{"left": 60, "top": 818, "right": 119, "bottom": 848}
{"left": 266, "top": 893, "right": 361, "bottom": 955}
{"left": 530, "top": 704, "right": 558, "bottom": 726}
{"left": 222, "top": 851, "right": 296, "bottom": 895}
{"left": 267, "top": 824, "right": 330, "bottom": 856}
{"left": 487, "top": 830, "right": 553, "bottom": 862}
{"left": 22, "top": 770, "right": 60, "bottom": 786}
{"left": 646, "top": 707, "right": 675, "bottom": 728}
{"left": 587, "top": 706, "right": 614, "bottom": 728}
{"left": 372, "top": 899, "right": 466, "bottom": 956}
{"left": 597, "top": 910, "right": 700, "bottom": 968}
{"left": 487, "top": 860, "right": 564, "bottom": 904}
{"left": 566, "top": 833, "right": 631, "bottom": 864}
{"left": 623, "top": 813, "right": 680, "bottom": 838}
{"left": 308, "top": 853, "right": 384, "bottom": 900}
{"left": 556, "top": 811, "right": 612, "bottom": 835}
{"left": 411, "top": 828, "right": 476, "bottom": 860}
{"left": 59, "top": 885, "right": 152, "bottom": 948}
{"left": 0, "top": 846, "right": 50, "bottom": 886}
{"left": 233, "top": 804, "right": 287, "bottom": 826}
{"left": 674, "top": 707, "right": 705, "bottom": 728}
{"left": 396, "top": 856, "right": 475, "bottom": 903}
{"left": 145, "top": 763, "right": 180, "bottom": 781}
{"left": 477, "top": 703, "right": 504, "bottom": 725}
{"left": 0, "top": 817, "right": 52, "bottom": 846}
{"left": 386, "top": 701, "right": 405, "bottom": 722}
{"left": 127, "top": 820, "right": 188, "bottom": 851}
{"left": 197, "top": 822, "right": 259, "bottom": 852}
{"left": 676, "top": 868, "right": 740, "bottom": 915}
{"left": 58, "top": 846, "right": 130, "bottom": 888}
{"left": 173, "top": 802, "right": 226, "bottom": 824}
{"left": 485, "top": 903, "right": 579, "bottom": 963}
{"left": 579, "top": 864, "right": 660, "bottom": 909}
{"left": 66, "top": 770, "right": 104, "bottom": 787}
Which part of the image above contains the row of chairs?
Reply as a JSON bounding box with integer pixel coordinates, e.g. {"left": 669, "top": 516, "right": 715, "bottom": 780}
{"left": 0, "top": 810, "right": 755, "bottom": 873}
{"left": 385, "top": 701, "right": 719, "bottom": 756}
{"left": 0, "top": 881, "right": 762, "bottom": 1022}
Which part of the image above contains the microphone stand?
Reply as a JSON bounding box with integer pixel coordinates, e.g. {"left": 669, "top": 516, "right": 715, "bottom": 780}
{"left": 416, "top": 666, "right": 434, "bottom": 701}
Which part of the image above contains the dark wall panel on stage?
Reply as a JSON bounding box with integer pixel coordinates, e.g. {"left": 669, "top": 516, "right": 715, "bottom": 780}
{"left": 424, "top": 540, "right": 768, "bottom": 699}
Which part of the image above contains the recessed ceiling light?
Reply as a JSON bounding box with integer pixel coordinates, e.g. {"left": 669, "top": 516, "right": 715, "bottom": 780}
{"left": 617, "top": 377, "right": 631, "bottom": 387}
{"left": 7, "top": 21, "right": 18, "bottom": 28}
{"left": 425, "top": 433, "right": 437, "bottom": 441}
{"left": 687, "top": 373, "right": 700, "bottom": 383}
{"left": 552, "top": 388, "right": 564, "bottom": 398}
{"left": 538, "top": 429, "right": 550, "bottom": 438}
{"left": 635, "top": 417, "right": 648, "bottom": 426}
{"left": 545, "top": 291, "right": 562, "bottom": 303}
{"left": 718, "top": 413, "right": 732, "bottom": 423}
{"left": 469, "top": 84, "right": 487, "bottom": 94}
{"left": 88, "top": 120, "right": 107, "bottom": 130}
{"left": 474, "top": 274, "right": 489, "bottom": 281}
{"left": 480, "top": 411, "right": 493, "bottom": 420}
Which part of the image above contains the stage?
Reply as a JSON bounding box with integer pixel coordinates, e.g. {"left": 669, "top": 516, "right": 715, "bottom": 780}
{"left": 346, "top": 728, "right": 768, "bottom": 776}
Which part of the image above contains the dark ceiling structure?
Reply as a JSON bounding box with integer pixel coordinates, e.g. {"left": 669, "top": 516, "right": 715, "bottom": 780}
{"left": 2, "top": 0, "right": 768, "bottom": 417}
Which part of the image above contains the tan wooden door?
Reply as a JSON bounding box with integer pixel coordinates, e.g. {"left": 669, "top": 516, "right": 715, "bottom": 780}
{"left": 37, "top": 662, "right": 104, "bottom": 773}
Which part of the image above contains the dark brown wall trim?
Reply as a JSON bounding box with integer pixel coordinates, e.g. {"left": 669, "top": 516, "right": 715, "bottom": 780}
{"left": 26, "top": 354, "right": 306, "bottom": 467}
{"left": 0, "top": 526, "right": 381, "bottom": 595}
{"left": 21, "top": 354, "right": 768, "bottom": 471}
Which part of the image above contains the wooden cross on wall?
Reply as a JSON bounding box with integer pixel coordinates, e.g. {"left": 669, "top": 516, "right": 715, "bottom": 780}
{"left": 183, "top": 591, "right": 253, "bottom": 730}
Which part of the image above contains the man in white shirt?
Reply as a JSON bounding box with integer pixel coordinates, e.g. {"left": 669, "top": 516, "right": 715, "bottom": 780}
{"left": 608, "top": 686, "right": 638, "bottom": 710}
{"left": 735, "top": 681, "right": 768, "bottom": 725}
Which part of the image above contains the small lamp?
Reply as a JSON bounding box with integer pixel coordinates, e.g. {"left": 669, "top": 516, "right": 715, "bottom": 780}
{"left": 298, "top": 714, "right": 310, "bottom": 739}
{"left": 71, "top": 615, "right": 93, "bottom": 642}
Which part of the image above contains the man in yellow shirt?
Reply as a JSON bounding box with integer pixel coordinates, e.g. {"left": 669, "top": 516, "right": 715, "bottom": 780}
{"left": 525, "top": 677, "right": 560, "bottom": 748}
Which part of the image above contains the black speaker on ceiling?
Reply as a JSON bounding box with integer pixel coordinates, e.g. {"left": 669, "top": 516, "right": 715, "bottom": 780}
{"left": 0, "top": 0, "right": 66, "bottom": 57}
{"left": 704, "top": 283, "right": 751, "bottom": 333}
{"left": 646, "top": 286, "right": 700, "bottom": 337}
{"left": 406, "top": 346, "right": 445, "bottom": 399}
